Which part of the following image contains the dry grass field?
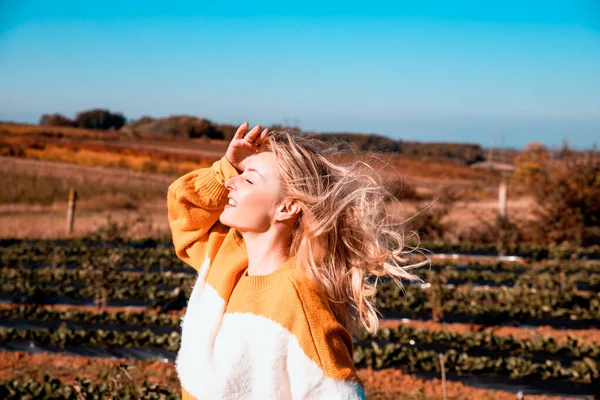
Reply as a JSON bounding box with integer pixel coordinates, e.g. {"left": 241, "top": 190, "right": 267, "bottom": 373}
{"left": 1, "top": 122, "right": 532, "bottom": 241}
{"left": 0, "top": 156, "right": 172, "bottom": 239}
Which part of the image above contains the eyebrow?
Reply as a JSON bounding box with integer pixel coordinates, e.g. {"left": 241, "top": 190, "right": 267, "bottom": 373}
{"left": 245, "top": 167, "right": 263, "bottom": 178}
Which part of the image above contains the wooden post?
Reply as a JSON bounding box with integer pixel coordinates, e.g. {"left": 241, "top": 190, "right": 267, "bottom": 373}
{"left": 66, "top": 189, "right": 77, "bottom": 236}
{"left": 439, "top": 353, "right": 447, "bottom": 400}
{"left": 498, "top": 179, "right": 507, "bottom": 219}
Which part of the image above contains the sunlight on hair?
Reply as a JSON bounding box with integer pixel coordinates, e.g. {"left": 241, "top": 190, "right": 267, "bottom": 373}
{"left": 260, "top": 131, "right": 430, "bottom": 337}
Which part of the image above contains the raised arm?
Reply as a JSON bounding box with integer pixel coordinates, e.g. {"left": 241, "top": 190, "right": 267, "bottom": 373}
{"left": 167, "top": 122, "right": 269, "bottom": 271}
{"left": 167, "top": 156, "right": 239, "bottom": 270}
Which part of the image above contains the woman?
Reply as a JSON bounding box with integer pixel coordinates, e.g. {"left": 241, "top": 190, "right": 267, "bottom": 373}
{"left": 167, "top": 122, "right": 421, "bottom": 400}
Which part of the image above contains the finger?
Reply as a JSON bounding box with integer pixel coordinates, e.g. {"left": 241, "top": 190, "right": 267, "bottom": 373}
{"left": 234, "top": 122, "right": 249, "bottom": 140}
{"left": 244, "top": 124, "right": 262, "bottom": 142}
{"left": 255, "top": 128, "right": 269, "bottom": 145}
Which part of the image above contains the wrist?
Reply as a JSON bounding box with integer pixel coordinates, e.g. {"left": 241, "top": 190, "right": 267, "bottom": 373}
{"left": 218, "top": 155, "right": 240, "bottom": 181}
{"left": 224, "top": 152, "right": 243, "bottom": 174}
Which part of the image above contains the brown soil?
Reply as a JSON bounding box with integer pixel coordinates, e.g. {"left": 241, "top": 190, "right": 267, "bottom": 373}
{"left": 0, "top": 351, "right": 180, "bottom": 388}
{"left": 0, "top": 352, "right": 575, "bottom": 399}
{"left": 359, "top": 367, "right": 574, "bottom": 400}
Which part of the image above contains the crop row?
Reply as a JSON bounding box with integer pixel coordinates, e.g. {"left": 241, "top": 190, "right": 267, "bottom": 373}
{"left": 7, "top": 265, "right": 600, "bottom": 291}
{"left": 414, "top": 268, "right": 599, "bottom": 291}
{"left": 0, "top": 376, "right": 176, "bottom": 400}
{"left": 0, "top": 238, "right": 600, "bottom": 260}
{"left": 1, "top": 327, "right": 181, "bottom": 350}
{"left": 375, "top": 285, "right": 600, "bottom": 327}
{"left": 1, "top": 327, "right": 597, "bottom": 385}
{"left": 0, "top": 281, "right": 184, "bottom": 302}
{"left": 5, "top": 260, "right": 600, "bottom": 311}
{"left": 5, "top": 264, "right": 600, "bottom": 294}
{"left": 368, "top": 325, "right": 599, "bottom": 360}
{"left": 354, "top": 342, "right": 599, "bottom": 385}
{"left": 2, "top": 240, "right": 600, "bottom": 271}
{"left": 376, "top": 284, "right": 600, "bottom": 315}
{"left": 0, "top": 305, "right": 181, "bottom": 328}
{"left": 422, "top": 241, "right": 600, "bottom": 260}
{"left": 431, "top": 260, "right": 600, "bottom": 275}
{"left": 4, "top": 277, "right": 598, "bottom": 310}
{"left": 3, "top": 281, "right": 599, "bottom": 325}
{"left": 1, "top": 243, "right": 182, "bottom": 273}
{"left": 2, "top": 266, "right": 190, "bottom": 287}
{"left": 2, "top": 305, "right": 597, "bottom": 361}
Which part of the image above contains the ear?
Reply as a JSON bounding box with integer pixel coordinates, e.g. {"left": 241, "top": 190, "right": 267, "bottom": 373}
{"left": 274, "top": 199, "right": 301, "bottom": 223}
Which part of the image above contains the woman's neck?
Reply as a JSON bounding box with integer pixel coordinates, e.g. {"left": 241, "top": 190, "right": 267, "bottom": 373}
{"left": 242, "top": 228, "right": 291, "bottom": 276}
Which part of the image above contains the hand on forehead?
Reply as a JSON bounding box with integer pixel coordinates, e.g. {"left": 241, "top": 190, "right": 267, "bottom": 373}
{"left": 243, "top": 152, "right": 277, "bottom": 178}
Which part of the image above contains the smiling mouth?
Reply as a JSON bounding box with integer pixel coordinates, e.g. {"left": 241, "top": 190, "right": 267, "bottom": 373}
{"left": 227, "top": 198, "right": 238, "bottom": 207}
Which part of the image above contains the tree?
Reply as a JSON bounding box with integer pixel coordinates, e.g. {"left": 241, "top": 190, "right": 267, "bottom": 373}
{"left": 74, "top": 109, "right": 126, "bottom": 130}
{"left": 513, "top": 142, "right": 549, "bottom": 185}
{"left": 529, "top": 151, "right": 600, "bottom": 246}
{"left": 39, "top": 113, "right": 75, "bottom": 127}
{"left": 123, "top": 115, "right": 224, "bottom": 139}
{"left": 215, "top": 124, "right": 238, "bottom": 141}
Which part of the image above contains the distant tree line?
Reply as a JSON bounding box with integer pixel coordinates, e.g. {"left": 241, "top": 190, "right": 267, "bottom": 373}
{"left": 40, "top": 109, "right": 126, "bottom": 131}
{"left": 312, "top": 132, "right": 484, "bottom": 164}
{"left": 122, "top": 115, "right": 226, "bottom": 140}
{"left": 39, "top": 110, "right": 484, "bottom": 164}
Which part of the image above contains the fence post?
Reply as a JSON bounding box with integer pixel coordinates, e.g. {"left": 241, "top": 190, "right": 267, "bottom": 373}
{"left": 498, "top": 179, "right": 507, "bottom": 219}
{"left": 439, "top": 353, "right": 447, "bottom": 400}
{"left": 66, "top": 189, "right": 77, "bottom": 236}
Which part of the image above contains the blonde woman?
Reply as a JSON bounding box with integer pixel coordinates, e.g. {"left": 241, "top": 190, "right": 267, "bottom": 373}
{"left": 168, "top": 122, "right": 420, "bottom": 399}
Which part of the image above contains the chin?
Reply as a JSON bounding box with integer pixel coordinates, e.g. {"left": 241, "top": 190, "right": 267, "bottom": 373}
{"left": 219, "top": 209, "right": 238, "bottom": 229}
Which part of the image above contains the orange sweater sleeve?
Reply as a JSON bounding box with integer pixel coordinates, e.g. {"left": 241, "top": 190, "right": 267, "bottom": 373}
{"left": 167, "top": 156, "right": 239, "bottom": 271}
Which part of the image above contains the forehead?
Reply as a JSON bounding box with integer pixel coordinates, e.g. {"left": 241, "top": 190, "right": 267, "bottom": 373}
{"left": 245, "top": 151, "right": 278, "bottom": 178}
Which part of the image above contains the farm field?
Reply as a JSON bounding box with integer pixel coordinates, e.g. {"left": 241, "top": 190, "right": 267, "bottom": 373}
{"left": 1, "top": 122, "right": 598, "bottom": 399}
{"left": 1, "top": 239, "right": 599, "bottom": 399}
{"left": 0, "top": 154, "right": 533, "bottom": 241}
{"left": 1, "top": 122, "right": 533, "bottom": 243}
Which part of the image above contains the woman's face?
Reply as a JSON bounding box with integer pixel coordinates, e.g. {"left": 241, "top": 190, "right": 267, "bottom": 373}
{"left": 219, "top": 151, "right": 283, "bottom": 233}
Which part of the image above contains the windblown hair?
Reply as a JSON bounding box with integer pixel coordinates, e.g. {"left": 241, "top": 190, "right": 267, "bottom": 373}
{"left": 260, "top": 131, "right": 427, "bottom": 338}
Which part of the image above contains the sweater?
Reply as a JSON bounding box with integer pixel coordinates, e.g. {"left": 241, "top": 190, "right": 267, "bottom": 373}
{"left": 167, "top": 156, "right": 366, "bottom": 400}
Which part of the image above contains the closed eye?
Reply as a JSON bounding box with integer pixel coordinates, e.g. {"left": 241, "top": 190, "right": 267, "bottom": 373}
{"left": 245, "top": 179, "right": 253, "bottom": 184}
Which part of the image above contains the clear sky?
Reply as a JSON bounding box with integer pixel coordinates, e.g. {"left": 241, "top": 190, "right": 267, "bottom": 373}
{"left": 1, "top": 0, "right": 598, "bottom": 149}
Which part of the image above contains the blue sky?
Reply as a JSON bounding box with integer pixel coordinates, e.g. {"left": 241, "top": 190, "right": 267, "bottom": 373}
{"left": 1, "top": 1, "right": 598, "bottom": 149}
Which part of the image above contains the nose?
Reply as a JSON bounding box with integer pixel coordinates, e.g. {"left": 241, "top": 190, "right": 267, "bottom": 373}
{"left": 224, "top": 176, "right": 236, "bottom": 191}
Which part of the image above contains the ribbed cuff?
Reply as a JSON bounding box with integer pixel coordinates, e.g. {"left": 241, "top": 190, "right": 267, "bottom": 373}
{"left": 192, "top": 171, "right": 229, "bottom": 206}
{"left": 190, "top": 156, "right": 238, "bottom": 207}
{"left": 212, "top": 156, "right": 240, "bottom": 185}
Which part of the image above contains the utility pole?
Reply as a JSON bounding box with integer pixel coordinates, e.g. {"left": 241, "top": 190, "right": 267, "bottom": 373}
{"left": 488, "top": 135, "right": 494, "bottom": 171}
{"left": 501, "top": 134, "right": 505, "bottom": 165}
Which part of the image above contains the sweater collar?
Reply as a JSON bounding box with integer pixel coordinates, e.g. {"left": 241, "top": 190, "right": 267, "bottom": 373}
{"left": 237, "top": 257, "right": 296, "bottom": 292}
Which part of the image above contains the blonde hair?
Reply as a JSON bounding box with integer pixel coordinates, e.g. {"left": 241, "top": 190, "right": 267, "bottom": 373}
{"left": 260, "top": 131, "right": 427, "bottom": 338}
